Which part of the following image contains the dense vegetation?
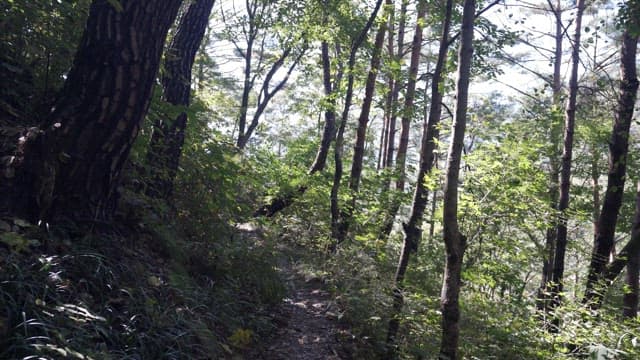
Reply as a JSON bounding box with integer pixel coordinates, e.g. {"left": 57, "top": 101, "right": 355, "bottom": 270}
{"left": 1, "top": 0, "right": 639, "bottom": 359}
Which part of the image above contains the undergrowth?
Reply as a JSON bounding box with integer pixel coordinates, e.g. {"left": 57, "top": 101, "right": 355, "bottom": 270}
{"left": 0, "top": 188, "right": 285, "bottom": 359}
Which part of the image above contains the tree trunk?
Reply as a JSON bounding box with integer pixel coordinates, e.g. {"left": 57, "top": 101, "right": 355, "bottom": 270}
{"left": 382, "top": 0, "right": 407, "bottom": 170}
{"left": 386, "top": 0, "right": 452, "bottom": 353}
{"left": 537, "top": 0, "right": 562, "bottom": 318}
{"left": 549, "top": 0, "right": 585, "bottom": 311}
{"left": 348, "top": 6, "right": 389, "bottom": 193}
{"left": 624, "top": 184, "right": 639, "bottom": 318}
{"left": 394, "top": 0, "right": 427, "bottom": 193}
{"left": 379, "top": 0, "right": 426, "bottom": 240}
{"left": 440, "top": 0, "right": 474, "bottom": 356}
{"left": 603, "top": 182, "right": 640, "bottom": 318}
{"left": 584, "top": 28, "right": 639, "bottom": 306}
{"left": 309, "top": 40, "right": 338, "bottom": 174}
{"left": 5, "top": 0, "right": 182, "bottom": 223}
{"left": 147, "top": 0, "right": 215, "bottom": 199}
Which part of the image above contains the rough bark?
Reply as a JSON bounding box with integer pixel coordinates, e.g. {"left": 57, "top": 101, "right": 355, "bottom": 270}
{"left": 549, "top": 0, "right": 585, "bottom": 311}
{"left": 584, "top": 29, "right": 639, "bottom": 306}
{"left": 440, "top": 0, "right": 474, "bottom": 356}
{"left": 386, "top": 0, "right": 452, "bottom": 353}
{"left": 147, "top": 0, "right": 215, "bottom": 199}
{"left": 4, "top": 0, "right": 182, "bottom": 223}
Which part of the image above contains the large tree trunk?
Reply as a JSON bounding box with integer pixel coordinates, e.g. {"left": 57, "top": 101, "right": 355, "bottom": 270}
{"left": 147, "top": 0, "right": 215, "bottom": 199}
{"left": 5, "top": 0, "right": 182, "bottom": 223}
{"left": 440, "top": 0, "right": 475, "bottom": 356}
{"left": 379, "top": 0, "right": 427, "bottom": 240}
{"left": 549, "top": 0, "right": 585, "bottom": 313}
{"left": 584, "top": 28, "right": 639, "bottom": 306}
{"left": 386, "top": 0, "right": 452, "bottom": 353}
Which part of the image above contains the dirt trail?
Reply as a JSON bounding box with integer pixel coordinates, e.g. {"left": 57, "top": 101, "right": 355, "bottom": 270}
{"left": 236, "top": 224, "right": 350, "bottom": 359}
{"left": 261, "top": 254, "right": 350, "bottom": 359}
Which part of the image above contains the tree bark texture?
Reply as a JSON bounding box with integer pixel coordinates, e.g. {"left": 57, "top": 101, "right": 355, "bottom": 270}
{"left": 440, "top": 0, "right": 474, "bottom": 356}
{"left": 584, "top": 29, "right": 639, "bottom": 306}
{"left": 147, "top": 0, "right": 215, "bottom": 199}
{"left": 550, "top": 0, "right": 585, "bottom": 309}
{"left": 5, "top": 0, "right": 182, "bottom": 223}
{"left": 386, "top": 0, "right": 452, "bottom": 352}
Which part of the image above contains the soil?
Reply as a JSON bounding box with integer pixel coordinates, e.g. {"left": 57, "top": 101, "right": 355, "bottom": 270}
{"left": 234, "top": 223, "right": 352, "bottom": 360}
{"left": 252, "top": 250, "right": 350, "bottom": 359}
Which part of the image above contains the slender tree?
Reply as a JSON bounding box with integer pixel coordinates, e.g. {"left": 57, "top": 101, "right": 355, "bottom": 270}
{"left": 328, "top": 0, "right": 385, "bottom": 247}
{"left": 537, "top": 0, "right": 564, "bottom": 318}
{"left": 584, "top": 17, "right": 639, "bottom": 306}
{"left": 308, "top": 39, "right": 339, "bottom": 174}
{"left": 219, "top": 0, "right": 306, "bottom": 149}
{"left": 381, "top": 0, "right": 408, "bottom": 170}
{"left": 548, "top": 0, "right": 586, "bottom": 313}
{"left": 146, "top": 0, "right": 216, "bottom": 200}
{"left": 3, "top": 0, "right": 182, "bottom": 223}
{"left": 348, "top": 1, "right": 391, "bottom": 194}
{"left": 386, "top": 0, "right": 453, "bottom": 353}
{"left": 379, "top": 0, "right": 428, "bottom": 239}
{"left": 623, "top": 183, "right": 640, "bottom": 318}
{"left": 440, "top": 0, "right": 475, "bottom": 356}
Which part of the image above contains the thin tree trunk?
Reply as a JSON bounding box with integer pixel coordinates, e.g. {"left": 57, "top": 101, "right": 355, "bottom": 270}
{"left": 440, "top": 0, "right": 474, "bottom": 356}
{"left": 394, "top": 1, "right": 427, "bottom": 193}
{"left": 348, "top": 7, "right": 389, "bottom": 194}
{"left": 309, "top": 40, "right": 337, "bottom": 174}
{"left": 624, "top": 184, "right": 639, "bottom": 318}
{"left": 236, "top": 6, "right": 255, "bottom": 148}
{"left": 549, "top": 0, "right": 585, "bottom": 312}
{"left": 386, "top": 0, "right": 452, "bottom": 354}
{"left": 383, "top": 0, "right": 407, "bottom": 169}
{"left": 5, "top": 0, "right": 182, "bottom": 223}
{"left": 147, "top": 0, "right": 215, "bottom": 200}
{"left": 537, "top": 0, "right": 562, "bottom": 319}
{"left": 584, "top": 29, "right": 639, "bottom": 306}
{"left": 329, "top": 0, "right": 385, "bottom": 248}
{"left": 379, "top": 0, "right": 426, "bottom": 240}
{"left": 602, "top": 182, "right": 640, "bottom": 314}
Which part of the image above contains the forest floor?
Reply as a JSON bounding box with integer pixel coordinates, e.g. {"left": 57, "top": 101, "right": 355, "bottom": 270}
{"left": 244, "top": 229, "right": 352, "bottom": 360}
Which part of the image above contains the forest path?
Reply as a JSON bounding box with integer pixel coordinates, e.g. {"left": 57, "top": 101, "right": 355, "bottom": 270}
{"left": 259, "top": 243, "right": 346, "bottom": 360}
